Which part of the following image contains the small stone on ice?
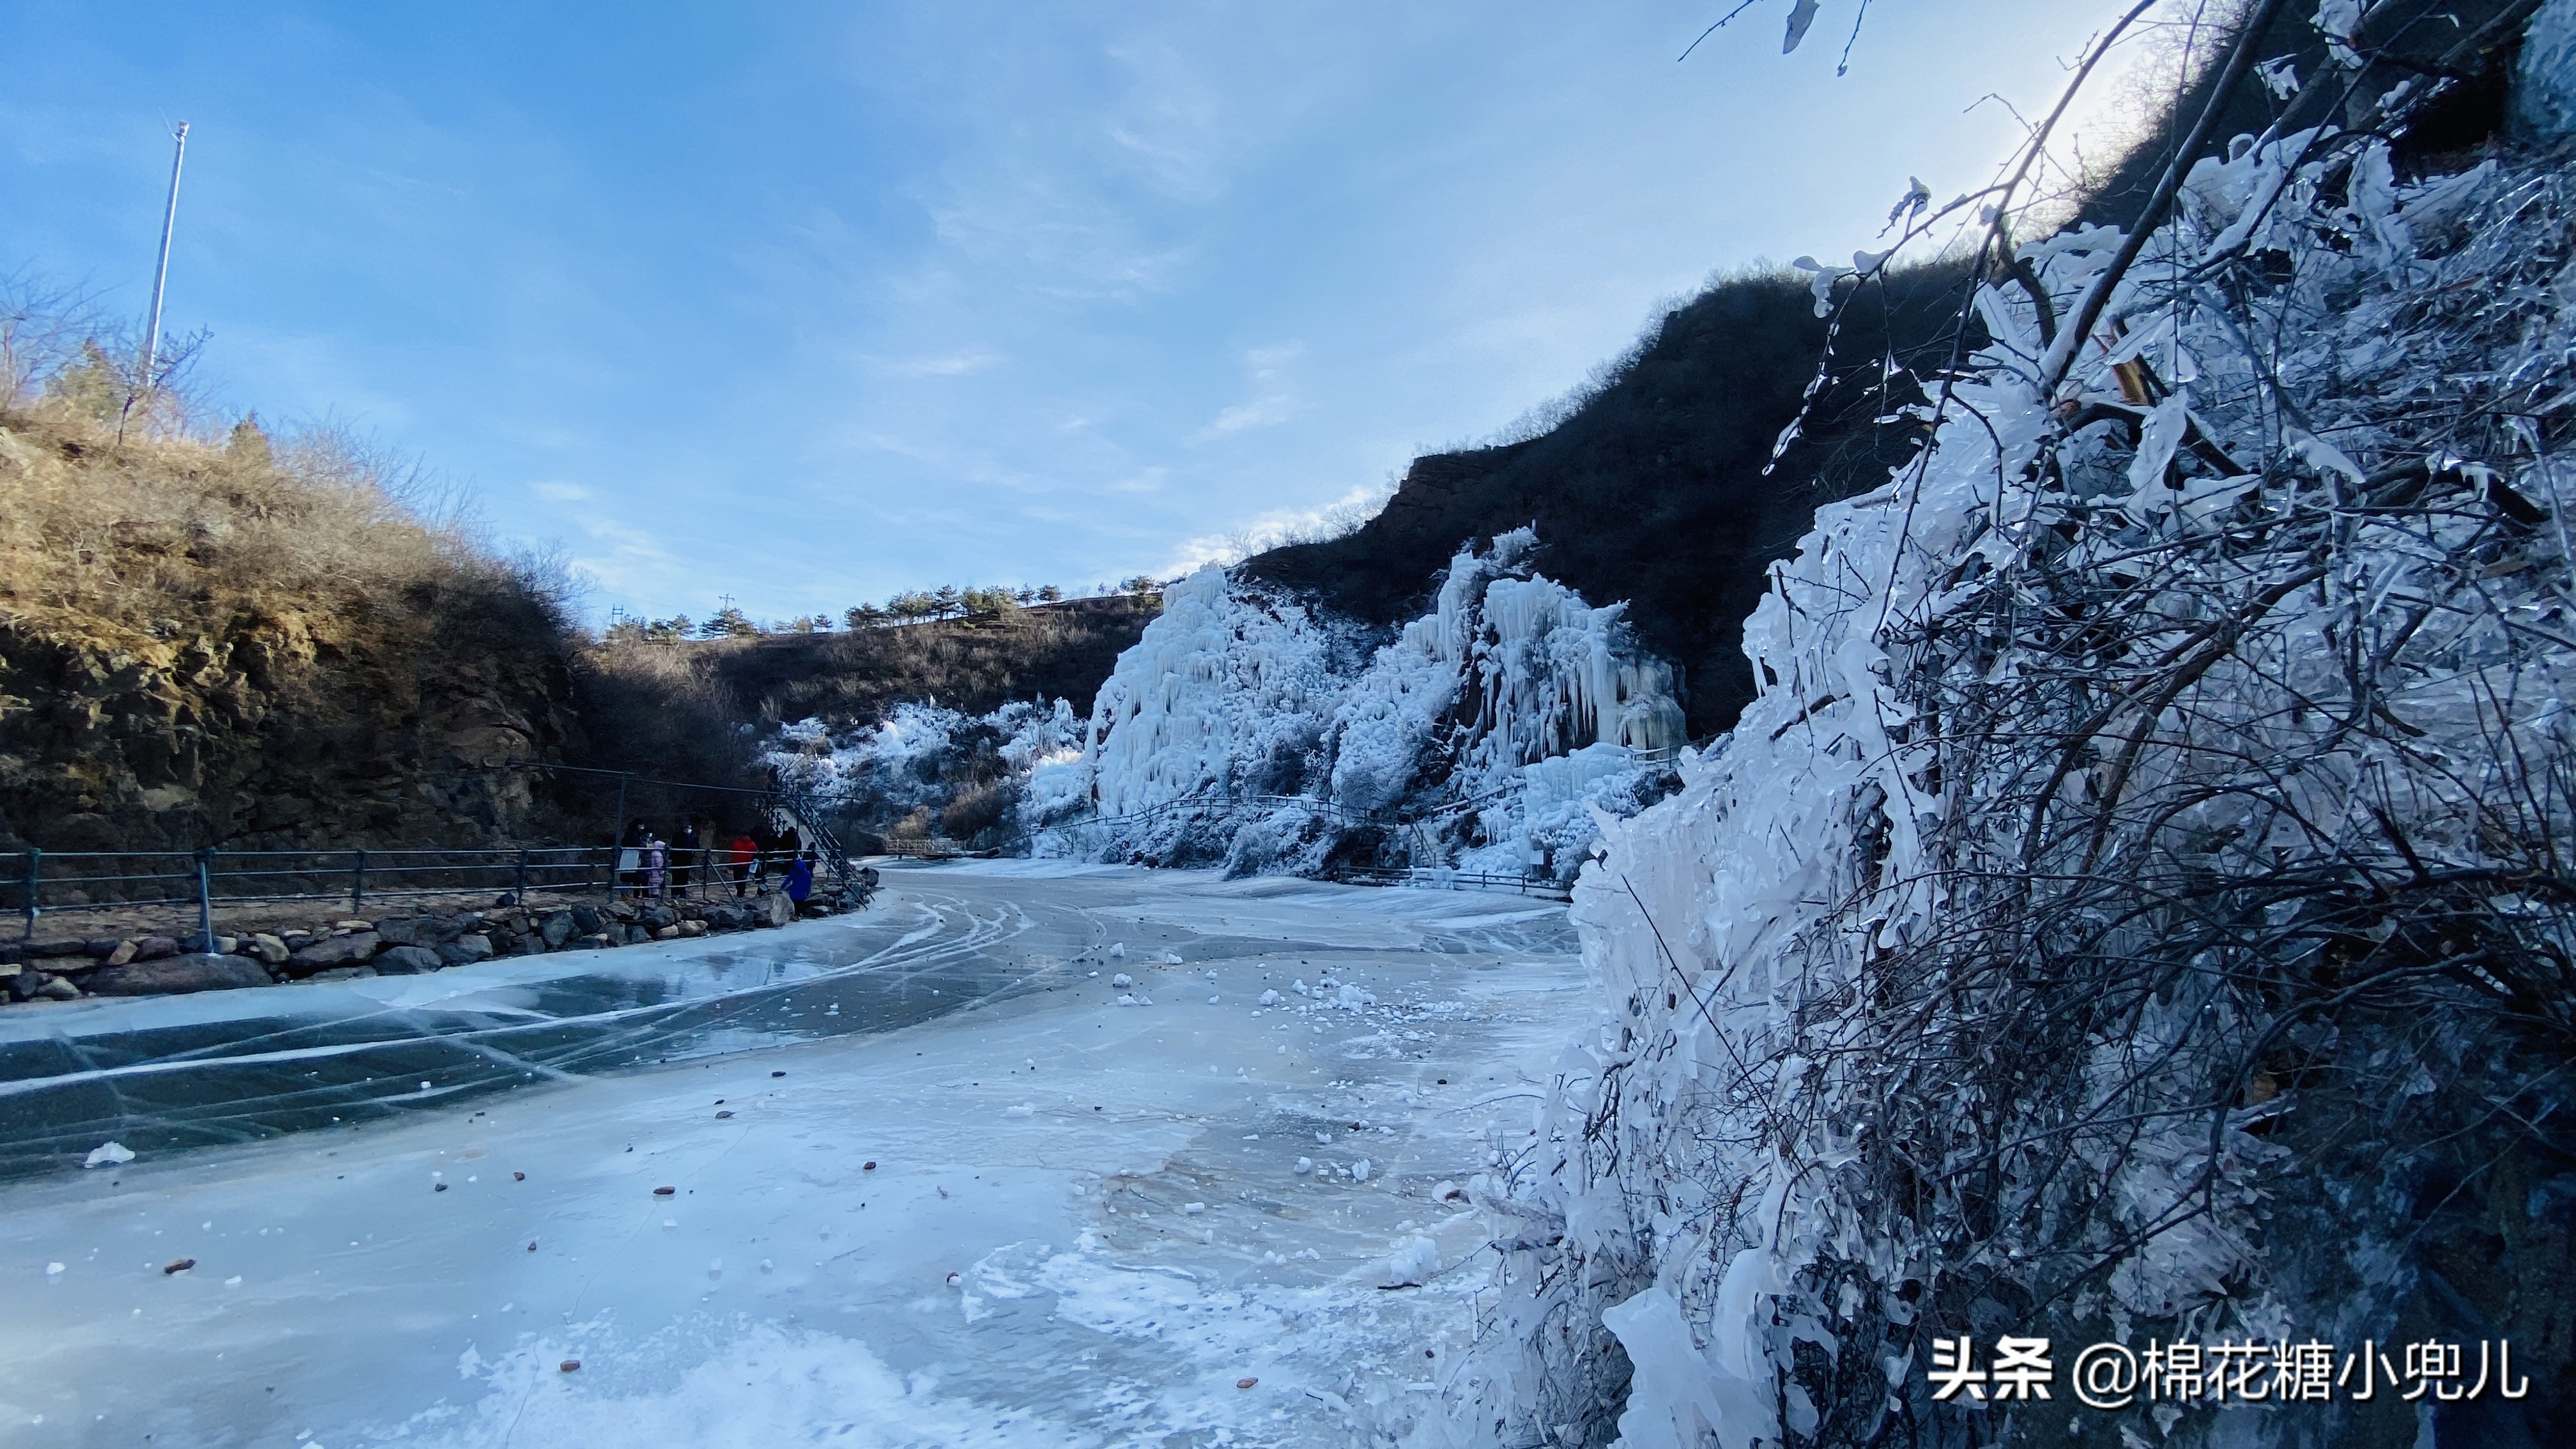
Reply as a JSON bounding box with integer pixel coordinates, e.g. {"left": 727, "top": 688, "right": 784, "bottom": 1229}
{"left": 1238, "top": 1377, "right": 1259, "bottom": 1390}
{"left": 653, "top": 1186, "right": 676, "bottom": 1195}
{"left": 559, "top": 1360, "right": 580, "bottom": 1373}
{"left": 164, "top": 1258, "right": 195, "bottom": 1275}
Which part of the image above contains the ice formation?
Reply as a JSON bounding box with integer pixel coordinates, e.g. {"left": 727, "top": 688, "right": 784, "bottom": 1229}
{"left": 1439, "top": 125, "right": 2576, "bottom": 1448}
{"left": 769, "top": 698, "right": 1080, "bottom": 843}
{"left": 1029, "top": 532, "right": 1686, "bottom": 877}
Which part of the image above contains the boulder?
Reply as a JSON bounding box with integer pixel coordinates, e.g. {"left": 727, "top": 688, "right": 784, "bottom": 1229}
{"left": 244, "top": 933, "right": 290, "bottom": 965}
{"left": 706, "top": 905, "right": 748, "bottom": 931}
{"left": 678, "top": 919, "right": 708, "bottom": 938}
{"left": 24, "top": 940, "right": 89, "bottom": 960}
{"left": 374, "top": 945, "right": 443, "bottom": 975}
{"left": 307, "top": 965, "right": 377, "bottom": 982}
{"left": 638, "top": 904, "right": 677, "bottom": 932}
{"left": 84, "top": 953, "right": 273, "bottom": 996}
{"left": 0, "top": 943, "right": 18, "bottom": 965}
{"left": 509, "top": 934, "right": 544, "bottom": 957}
{"left": 378, "top": 916, "right": 465, "bottom": 948}
{"left": 539, "top": 912, "right": 576, "bottom": 948}
{"left": 102, "top": 940, "right": 139, "bottom": 967}
{"left": 606, "top": 899, "right": 639, "bottom": 923}
{"left": 8, "top": 972, "right": 46, "bottom": 1002}
{"left": 755, "top": 893, "right": 793, "bottom": 928}
{"left": 35, "top": 975, "right": 80, "bottom": 1000}
{"left": 569, "top": 905, "right": 604, "bottom": 936}
{"left": 652, "top": 924, "right": 682, "bottom": 941}
{"left": 288, "top": 931, "right": 380, "bottom": 976}
{"left": 438, "top": 934, "right": 494, "bottom": 967}
{"left": 85, "top": 938, "right": 123, "bottom": 959}
{"left": 135, "top": 936, "right": 180, "bottom": 961}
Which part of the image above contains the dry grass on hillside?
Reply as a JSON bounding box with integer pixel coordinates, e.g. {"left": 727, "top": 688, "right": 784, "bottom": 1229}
{"left": 0, "top": 350, "right": 558, "bottom": 653}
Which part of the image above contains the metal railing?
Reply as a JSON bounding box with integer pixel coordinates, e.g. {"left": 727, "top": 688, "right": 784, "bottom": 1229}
{"left": 6, "top": 842, "right": 838, "bottom": 945}
{"left": 1324, "top": 864, "right": 1574, "bottom": 901}
{"left": 7, "top": 846, "right": 615, "bottom": 943}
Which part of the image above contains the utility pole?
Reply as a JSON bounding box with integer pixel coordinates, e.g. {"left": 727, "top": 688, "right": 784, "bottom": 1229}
{"left": 137, "top": 121, "right": 190, "bottom": 397}
{"left": 119, "top": 121, "right": 188, "bottom": 443}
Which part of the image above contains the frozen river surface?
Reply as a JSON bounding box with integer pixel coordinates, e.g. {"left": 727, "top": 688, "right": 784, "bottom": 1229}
{"left": 0, "top": 862, "right": 1583, "bottom": 1448}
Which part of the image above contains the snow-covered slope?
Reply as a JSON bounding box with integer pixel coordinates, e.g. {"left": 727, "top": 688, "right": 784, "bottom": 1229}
{"left": 1030, "top": 532, "right": 1687, "bottom": 878}
{"left": 1441, "top": 131, "right": 2576, "bottom": 1449}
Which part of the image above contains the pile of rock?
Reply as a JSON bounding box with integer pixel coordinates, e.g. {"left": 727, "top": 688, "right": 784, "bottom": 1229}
{"left": 1, "top": 875, "right": 876, "bottom": 1004}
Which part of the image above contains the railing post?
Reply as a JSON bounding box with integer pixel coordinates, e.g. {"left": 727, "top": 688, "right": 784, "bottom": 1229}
{"left": 607, "top": 772, "right": 630, "bottom": 897}
{"left": 20, "top": 847, "right": 36, "bottom": 941}
{"left": 351, "top": 848, "right": 367, "bottom": 916}
{"left": 195, "top": 848, "right": 215, "bottom": 953}
{"left": 515, "top": 848, "right": 530, "bottom": 905}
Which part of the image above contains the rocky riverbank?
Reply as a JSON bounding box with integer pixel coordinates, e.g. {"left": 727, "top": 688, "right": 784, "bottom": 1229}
{"left": 0, "top": 877, "right": 874, "bottom": 1004}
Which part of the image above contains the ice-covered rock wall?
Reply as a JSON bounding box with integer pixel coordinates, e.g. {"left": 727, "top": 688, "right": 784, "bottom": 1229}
{"left": 768, "top": 698, "right": 1079, "bottom": 843}
{"left": 1027, "top": 532, "right": 1685, "bottom": 875}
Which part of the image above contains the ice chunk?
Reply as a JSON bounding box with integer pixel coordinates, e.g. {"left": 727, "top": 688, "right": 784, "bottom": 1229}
{"left": 1381, "top": 1234, "right": 1438, "bottom": 1285}
{"left": 1163, "top": 952, "right": 1183, "bottom": 965}
{"left": 84, "top": 1141, "right": 135, "bottom": 1169}
{"left": 1108, "top": 943, "right": 1125, "bottom": 959}
{"left": 1005, "top": 1103, "right": 1035, "bottom": 1117}
{"left": 1294, "top": 1157, "right": 1313, "bottom": 1175}
{"left": 1351, "top": 1158, "right": 1370, "bottom": 1183}
{"left": 1259, "top": 989, "right": 1281, "bottom": 1006}
{"left": 1110, "top": 972, "right": 1133, "bottom": 988}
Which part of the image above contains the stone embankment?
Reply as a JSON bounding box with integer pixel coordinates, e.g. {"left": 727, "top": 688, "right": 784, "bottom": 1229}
{"left": 0, "top": 877, "right": 874, "bottom": 1004}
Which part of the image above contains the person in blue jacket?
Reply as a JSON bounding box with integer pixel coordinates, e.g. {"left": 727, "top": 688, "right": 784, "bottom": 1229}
{"left": 783, "top": 852, "right": 815, "bottom": 906}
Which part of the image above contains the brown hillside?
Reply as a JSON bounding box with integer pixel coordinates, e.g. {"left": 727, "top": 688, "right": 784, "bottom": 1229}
{"left": 0, "top": 363, "right": 592, "bottom": 854}
{"left": 688, "top": 595, "right": 1159, "bottom": 730}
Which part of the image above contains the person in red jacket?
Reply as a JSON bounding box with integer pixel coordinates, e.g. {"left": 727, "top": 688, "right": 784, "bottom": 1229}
{"left": 726, "top": 832, "right": 758, "bottom": 896}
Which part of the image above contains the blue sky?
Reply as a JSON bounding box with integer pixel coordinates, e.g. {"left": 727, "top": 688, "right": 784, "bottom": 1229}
{"left": 1, "top": 1, "right": 2143, "bottom": 625}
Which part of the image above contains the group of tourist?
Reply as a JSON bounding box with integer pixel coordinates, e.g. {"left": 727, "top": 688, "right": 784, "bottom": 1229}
{"left": 615, "top": 821, "right": 815, "bottom": 902}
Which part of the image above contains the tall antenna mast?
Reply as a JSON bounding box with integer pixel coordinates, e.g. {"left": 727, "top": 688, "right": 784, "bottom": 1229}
{"left": 137, "top": 120, "right": 190, "bottom": 394}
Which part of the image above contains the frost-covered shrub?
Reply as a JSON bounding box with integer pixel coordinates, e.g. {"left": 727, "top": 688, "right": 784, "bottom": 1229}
{"left": 1439, "top": 135, "right": 2576, "bottom": 1449}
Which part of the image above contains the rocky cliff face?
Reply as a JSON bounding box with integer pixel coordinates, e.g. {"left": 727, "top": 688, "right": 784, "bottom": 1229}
{"left": 0, "top": 399, "right": 588, "bottom": 856}
{"left": 0, "top": 603, "right": 581, "bottom": 854}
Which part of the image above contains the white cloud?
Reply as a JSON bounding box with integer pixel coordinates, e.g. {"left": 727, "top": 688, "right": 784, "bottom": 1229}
{"left": 1160, "top": 480, "right": 1392, "bottom": 577}
{"left": 530, "top": 480, "right": 590, "bottom": 502}
{"left": 1197, "top": 340, "right": 1304, "bottom": 438}
{"left": 878, "top": 349, "right": 1003, "bottom": 377}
